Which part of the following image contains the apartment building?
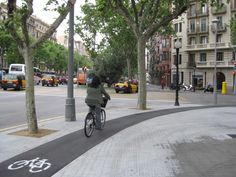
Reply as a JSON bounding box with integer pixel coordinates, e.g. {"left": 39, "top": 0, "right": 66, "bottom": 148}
{"left": 172, "top": 0, "right": 235, "bottom": 90}
{"left": 57, "top": 35, "right": 89, "bottom": 57}
{"left": 148, "top": 34, "right": 172, "bottom": 86}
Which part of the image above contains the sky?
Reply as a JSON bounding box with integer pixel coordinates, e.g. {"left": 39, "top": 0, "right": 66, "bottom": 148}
{"left": 32, "top": 0, "right": 84, "bottom": 37}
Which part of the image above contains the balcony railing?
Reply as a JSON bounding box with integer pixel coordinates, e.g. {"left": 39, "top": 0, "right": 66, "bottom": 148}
{"left": 211, "top": 23, "right": 227, "bottom": 33}
{"left": 196, "top": 60, "right": 234, "bottom": 68}
{"left": 231, "top": 3, "right": 236, "bottom": 12}
{"left": 212, "top": 4, "right": 227, "bottom": 14}
{"left": 196, "top": 9, "right": 209, "bottom": 17}
{"left": 187, "top": 61, "right": 196, "bottom": 67}
{"left": 186, "top": 42, "right": 231, "bottom": 51}
{"left": 187, "top": 26, "right": 209, "bottom": 35}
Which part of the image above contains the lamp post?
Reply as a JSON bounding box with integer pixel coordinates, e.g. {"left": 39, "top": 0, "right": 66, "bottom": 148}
{"left": 212, "top": 19, "right": 219, "bottom": 105}
{"left": 65, "top": 2, "right": 76, "bottom": 121}
{"left": 192, "top": 62, "right": 196, "bottom": 92}
{"left": 174, "top": 39, "right": 182, "bottom": 106}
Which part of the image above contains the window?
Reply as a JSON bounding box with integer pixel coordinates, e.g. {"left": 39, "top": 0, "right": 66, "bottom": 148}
{"left": 200, "top": 36, "right": 208, "bottom": 44}
{"left": 189, "top": 4, "right": 196, "bottom": 16}
{"left": 200, "top": 18, "right": 207, "bottom": 32}
{"left": 189, "top": 53, "right": 195, "bottom": 66}
{"left": 216, "top": 16, "right": 223, "bottom": 29}
{"left": 174, "top": 54, "right": 182, "bottom": 65}
{"left": 179, "top": 54, "right": 182, "bottom": 64}
{"left": 217, "top": 34, "right": 222, "bottom": 42}
{"left": 200, "top": 53, "right": 207, "bottom": 62}
{"left": 189, "top": 37, "right": 196, "bottom": 45}
{"left": 179, "top": 22, "right": 182, "bottom": 32}
{"left": 234, "top": 0, "right": 236, "bottom": 9}
{"left": 175, "top": 23, "right": 178, "bottom": 32}
{"left": 201, "top": 3, "right": 208, "bottom": 13}
{"left": 217, "top": 52, "right": 223, "bottom": 61}
{"left": 162, "top": 39, "right": 167, "bottom": 47}
{"left": 189, "top": 20, "right": 196, "bottom": 33}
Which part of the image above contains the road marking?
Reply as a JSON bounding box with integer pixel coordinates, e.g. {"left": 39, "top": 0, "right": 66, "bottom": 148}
{"left": 8, "top": 157, "right": 51, "bottom": 173}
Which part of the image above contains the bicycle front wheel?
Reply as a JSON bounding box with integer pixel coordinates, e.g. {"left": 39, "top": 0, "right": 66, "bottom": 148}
{"left": 101, "top": 109, "right": 106, "bottom": 128}
{"left": 84, "top": 113, "right": 95, "bottom": 137}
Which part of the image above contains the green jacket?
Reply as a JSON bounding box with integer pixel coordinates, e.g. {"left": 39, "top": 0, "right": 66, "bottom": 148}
{"left": 85, "top": 85, "right": 110, "bottom": 106}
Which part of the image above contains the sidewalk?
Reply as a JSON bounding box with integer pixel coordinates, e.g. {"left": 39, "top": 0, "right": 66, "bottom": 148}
{"left": 0, "top": 101, "right": 236, "bottom": 177}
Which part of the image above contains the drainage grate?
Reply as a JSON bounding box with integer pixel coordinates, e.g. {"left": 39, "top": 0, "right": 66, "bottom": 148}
{"left": 227, "top": 134, "right": 236, "bottom": 139}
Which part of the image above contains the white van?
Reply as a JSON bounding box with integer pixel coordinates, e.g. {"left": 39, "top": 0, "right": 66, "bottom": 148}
{"left": 9, "top": 64, "right": 26, "bottom": 75}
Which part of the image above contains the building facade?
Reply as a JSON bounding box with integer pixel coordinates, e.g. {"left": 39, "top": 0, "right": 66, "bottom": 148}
{"left": 171, "top": 0, "right": 235, "bottom": 90}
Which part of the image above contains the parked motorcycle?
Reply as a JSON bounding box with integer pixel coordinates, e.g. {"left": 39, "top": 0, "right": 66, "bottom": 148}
{"left": 204, "top": 84, "right": 214, "bottom": 93}
{"left": 182, "top": 83, "right": 195, "bottom": 92}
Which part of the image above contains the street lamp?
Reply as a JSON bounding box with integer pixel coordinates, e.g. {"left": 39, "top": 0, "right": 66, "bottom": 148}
{"left": 65, "top": 2, "right": 76, "bottom": 121}
{"left": 174, "top": 38, "right": 182, "bottom": 106}
{"left": 192, "top": 62, "right": 196, "bottom": 92}
{"left": 212, "top": 18, "right": 219, "bottom": 105}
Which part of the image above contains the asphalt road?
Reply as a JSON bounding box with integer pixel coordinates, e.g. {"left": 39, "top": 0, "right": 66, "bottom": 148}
{"left": 1, "top": 84, "right": 236, "bottom": 130}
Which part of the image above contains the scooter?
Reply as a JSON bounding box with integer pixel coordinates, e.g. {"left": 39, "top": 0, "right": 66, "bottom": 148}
{"left": 204, "top": 85, "right": 214, "bottom": 93}
{"left": 182, "top": 83, "right": 195, "bottom": 91}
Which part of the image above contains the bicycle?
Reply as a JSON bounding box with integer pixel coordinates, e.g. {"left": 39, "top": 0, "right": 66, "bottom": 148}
{"left": 84, "top": 97, "right": 108, "bottom": 137}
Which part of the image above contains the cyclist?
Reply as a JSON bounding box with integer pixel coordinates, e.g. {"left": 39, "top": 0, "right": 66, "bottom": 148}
{"left": 85, "top": 75, "right": 111, "bottom": 130}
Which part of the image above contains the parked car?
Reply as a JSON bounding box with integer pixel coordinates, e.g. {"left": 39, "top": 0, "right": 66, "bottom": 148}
{"left": 1, "top": 73, "right": 26, "bottom": 91}
{"left": 114, "top": 80, "right": 138, "bottom": 93}
{"left": 0, "top": 70, "right": 6, "bottom": 87}
{"left": 41, "top": 74, "right": 58, "bottom": 86}
{"left": 34, "top": 75, "right": 41, "bottom": 85}
{"left": 58, "top": 76, "right": 68, "bottom": 85}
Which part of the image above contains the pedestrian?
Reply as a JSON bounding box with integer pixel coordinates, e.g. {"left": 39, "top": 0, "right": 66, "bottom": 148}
{"left": 161, "top": 79, "right": 165, "bottom": 89}
{"left": 85, "top": 75, "right": 111, "bottom": 129}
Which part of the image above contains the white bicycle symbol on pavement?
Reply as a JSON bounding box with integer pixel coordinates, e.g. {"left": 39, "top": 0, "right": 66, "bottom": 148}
{"left": 8, "top": 157, "right": 51, "bottom": 173}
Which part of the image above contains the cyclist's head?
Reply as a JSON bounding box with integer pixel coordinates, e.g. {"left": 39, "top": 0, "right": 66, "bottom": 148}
{"left": 91, "top": 75, "right": 101, "bottom": 88}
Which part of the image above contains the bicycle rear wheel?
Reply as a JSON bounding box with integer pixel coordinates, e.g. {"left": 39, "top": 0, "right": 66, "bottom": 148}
{"left": 84, "top": 113, "right": 95, "bottom": 137}
{"left": 101, "top": 109, "right": 106, "bottom": 128}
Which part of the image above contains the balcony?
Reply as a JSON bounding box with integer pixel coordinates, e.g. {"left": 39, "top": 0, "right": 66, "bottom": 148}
{"left": 187, "top": 11, "right": 197, "bottom": 18}
{"left": 187, "top": 61, "right": 196, "bottom": 68}
{"left": 231, "top": 3, "right": 236, "bottom": 12}
{"left": 211, "top": 23, "right": 227, "bottom": 33}
{"left": 196, "top": 60, "right": 234, "bottom": 68}
{"left": 212, "top": 4, "right": 227, "bottom": 14}
{"left": 187, "top": 26, "right": 209, "bottom": 35}
{"left": 186, "top": 42, "right": 231, "bottom": 51}
{"left": 196, "top": 9, "right": 209, "bottom": 17}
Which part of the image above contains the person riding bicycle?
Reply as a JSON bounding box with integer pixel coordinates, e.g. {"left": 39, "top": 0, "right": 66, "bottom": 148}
{"left": 85, "top": 75, "right": 111, "bottom": 130}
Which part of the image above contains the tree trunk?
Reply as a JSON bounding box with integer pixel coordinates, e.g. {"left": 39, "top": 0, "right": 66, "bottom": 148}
{"left": 21, "top": 47, "right": 38, "bottom": 133}
{"left": 126, "top": 58, "right": 131, "bottom": 79}
{"left": 137, "top": 37, "right": 147, "bottom": 110}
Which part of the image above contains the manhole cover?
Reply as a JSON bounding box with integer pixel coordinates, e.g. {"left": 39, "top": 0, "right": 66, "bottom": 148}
{"left": 228, "top": 134, "right": 236, "bottom": 139}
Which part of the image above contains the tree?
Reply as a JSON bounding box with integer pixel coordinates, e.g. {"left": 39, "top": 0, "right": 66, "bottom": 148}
{"left": 76, "top": 3, "right": 138, "bottom": 80}
{"left": 231, "top": 19, "right": 236, "bottom": 46}
{"left": 0, "top": 21, "right": 22, "bottom": 68}
{"left": 97, "top": 0, "right": 222, "bottom": 110}
{"left": 94, "top": 46, "right": 126, "bottom": 85}
{"left": 6, "top": 0, "right": 76, "bottom": 134}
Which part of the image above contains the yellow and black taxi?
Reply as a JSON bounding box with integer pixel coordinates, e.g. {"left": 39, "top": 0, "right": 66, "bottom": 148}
{"left": 1, "top": 73, "right": 26, "bottom": 91}
{"left": 114, "top": 80, "right": 138, "bottom": 93}
{"left": 41, "top": 74, "right": 59, "bottom": 87}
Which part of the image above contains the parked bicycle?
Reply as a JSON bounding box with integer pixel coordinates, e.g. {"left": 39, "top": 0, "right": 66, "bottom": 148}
{"left": 84, "top": 97, "right": 108, "bottom": 137}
